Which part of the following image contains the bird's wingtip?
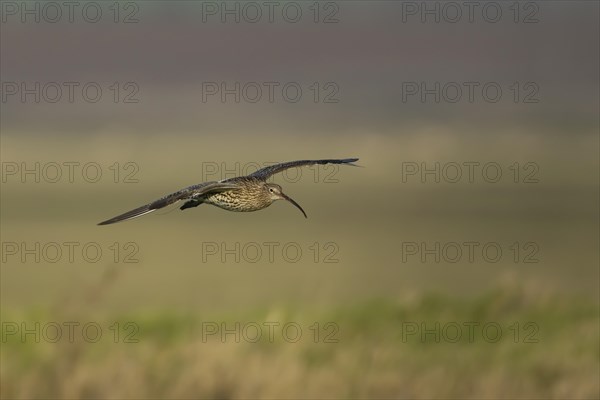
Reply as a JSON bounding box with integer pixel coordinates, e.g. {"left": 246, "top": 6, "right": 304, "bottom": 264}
{"left": 344, "top": 158, "right": 362, "bottom": 168}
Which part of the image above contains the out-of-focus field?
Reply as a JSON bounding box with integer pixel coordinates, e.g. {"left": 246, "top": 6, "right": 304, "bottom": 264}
{"left": 2, "top": 285, "right": 598, "bottom": 399}
{"left": 1, "top": 129, "right": 599, "bottom": 398}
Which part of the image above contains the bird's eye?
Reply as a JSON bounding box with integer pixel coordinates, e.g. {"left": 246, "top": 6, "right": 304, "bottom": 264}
{"left": 269, "top": 188, "right": 274, "bottom": 193}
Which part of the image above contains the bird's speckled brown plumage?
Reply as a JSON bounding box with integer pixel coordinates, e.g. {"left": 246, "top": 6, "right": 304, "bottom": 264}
{"left": 204, "top": 177, "right": 268, "bottom": 211}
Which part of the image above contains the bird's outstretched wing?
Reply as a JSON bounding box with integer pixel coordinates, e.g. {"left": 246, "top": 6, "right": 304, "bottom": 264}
{"left": 249, "top": 158, "right": 359, "bottom": 181}
{"left": 97, "top": 181, "right": 239, "bottom": 225}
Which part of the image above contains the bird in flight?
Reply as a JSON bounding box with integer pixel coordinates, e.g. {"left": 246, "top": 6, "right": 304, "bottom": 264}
{"left": 98, "top": 158, "right": 359, "bottom": 225}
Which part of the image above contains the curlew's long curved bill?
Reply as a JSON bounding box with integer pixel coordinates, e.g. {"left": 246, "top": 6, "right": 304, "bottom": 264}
{"left": 281, "top": 193, "right": 307, "bottom": 218}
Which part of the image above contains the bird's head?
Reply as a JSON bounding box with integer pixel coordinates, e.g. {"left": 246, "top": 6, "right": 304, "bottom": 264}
{"left": 265, "top": 183, "right": 307, "bottom": 218}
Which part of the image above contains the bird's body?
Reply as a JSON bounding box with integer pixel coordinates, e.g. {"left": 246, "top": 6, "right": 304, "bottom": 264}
{"left": 98, "top": 158, "right": 358, "bottom": 225}
{"left": 184, "top": 177, "right": 273, "bottom": 212}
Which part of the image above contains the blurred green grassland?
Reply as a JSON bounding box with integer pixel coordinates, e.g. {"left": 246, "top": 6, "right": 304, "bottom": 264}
{"left": 1, "top": 283, "right": 598, "bottom": 398}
